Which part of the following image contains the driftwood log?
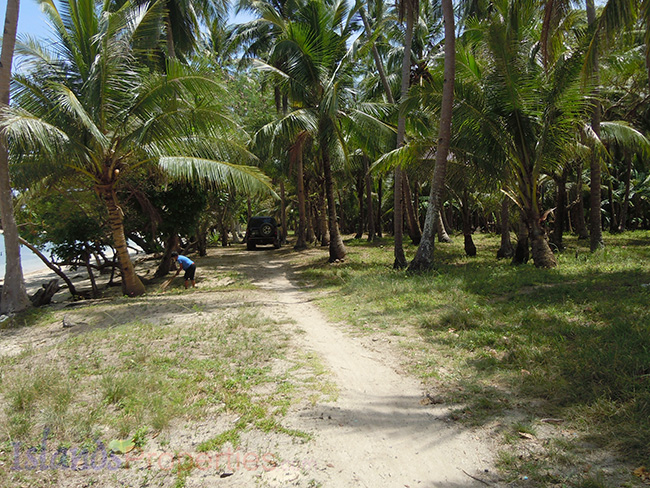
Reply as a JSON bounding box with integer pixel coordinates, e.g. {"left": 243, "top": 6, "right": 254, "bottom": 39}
{"left": 30, "top": 279, "right": 60, "bottom": 307}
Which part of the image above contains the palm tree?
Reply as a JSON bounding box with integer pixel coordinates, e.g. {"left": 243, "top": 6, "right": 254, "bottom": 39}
{"left": 3, "top": 0, "right": 271, "bottom": 296}
{"left": 428, "top": 0, "right": 589, "bottom": 268}
{"left": 254, "top": 0, "right": 360, "bottom": 262}
{"left": 0, "top": 0, "right": 31, "bottom": 313}
{"left": 408, "top": 0, "right": 455, "bottom": 272}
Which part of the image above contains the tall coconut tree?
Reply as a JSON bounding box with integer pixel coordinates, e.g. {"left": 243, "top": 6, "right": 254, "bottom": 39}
{"left": 254, "top": 0, "right": 360, "bottom": 262}
{"left": 3, "top": 0, "right": 271, "bottom": 296}
{"left": 433, "top": 0, "right": 590, "bottom": 268}
{"left": 392, "top": 0, "right": 418, "bottom": 269}
{"left": 0, "top": 0, "right": 31, "bottom": 313}
{"left": 407, "top": 0, "right": 455, "bottom": 272}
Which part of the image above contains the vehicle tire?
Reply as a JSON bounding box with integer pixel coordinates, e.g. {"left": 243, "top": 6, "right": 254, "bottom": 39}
{"left": 260, "top": 223, "right": 273, "bottom": 237}
{"left": 247, "top": 241, "right": 256, "bottom": 250}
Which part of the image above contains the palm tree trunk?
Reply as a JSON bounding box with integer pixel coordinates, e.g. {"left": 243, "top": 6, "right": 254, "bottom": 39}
{"left": 461, "top": 190, "right": 476, "bottom": 256}
{"left": 322, "top": 148, "right": 346, "bottom": 261}
{"left": 355, "top": 170, "right": 364, "bottom": 239}
{"left": 530, "top": 217, "right": 557, "bottom": 267}
{"left": 573, "top": 160, "right": 589, "bottom": 238}
{"left": 619, "top": 153, "right": 632, "bottom": 232}
{"left": 364, "top": 156, "right": 376, "bottom": 242}
{"left": 551, "top": 169, "right": 568, "bottom": 250}
{"left": 587, "top": 0, "right": 604, "bottom": 251}
{"left": 165, "top": 12, "right": 176, "bottom": 59}
{"left": 0, "top": 0, "right": 30, "bottom": 313}
{"left": 155, "top": 233, "right": 180, "bottom": 277}
{"left": 436, "top": 209, "right": 451, "bottom": 243}
{"left": 98, "top": 185, "right": 145, "bottom": 296}
{"left": 403, "top": 173, "right": 421, "bottom": 245}
{"left": 408, "top": 0, "right": 455, "bottom": 272}
{"left": 360, "top": 7, "right": 395, "bottom": 105}
{"left": 393, "top": 0, "right": 415, "bottom": 269}
{"left": 376, "top": 177, "right": 383, "bottom": 238}
{"left": 512, "top": 215, "right": 529, "bottom": 265}
{"left": 496, "top": 198, "right": 513, "bottom": 258}
{"left": 294, "top": 138, "right": 308, "bottom": 249}
{"left": 318, "top": 183, "right": 329, "bottom": 246}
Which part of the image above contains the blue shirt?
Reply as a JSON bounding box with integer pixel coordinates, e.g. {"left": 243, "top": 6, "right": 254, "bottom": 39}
{"left": 176, "top": 255, "right": 194, "bottom": 270}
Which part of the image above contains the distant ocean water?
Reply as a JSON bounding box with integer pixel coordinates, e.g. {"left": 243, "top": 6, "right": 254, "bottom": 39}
{"left": 0, "top": 238, "right": 49, "bottom": 276}
{"left": 0, "top": 237, "right": 145, "bottom": 277}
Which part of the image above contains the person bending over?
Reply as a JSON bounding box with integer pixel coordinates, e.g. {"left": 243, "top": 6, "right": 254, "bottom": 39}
{"left": 171, "top": 252, "right": 196, "bottom": 289}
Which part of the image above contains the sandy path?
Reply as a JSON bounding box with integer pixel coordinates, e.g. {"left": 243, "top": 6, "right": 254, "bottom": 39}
{"left": 221, "top": 248, "right": 495, "bottom": 487}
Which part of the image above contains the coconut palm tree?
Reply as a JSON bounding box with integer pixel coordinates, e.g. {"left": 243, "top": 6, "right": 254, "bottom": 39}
{"left": 2, "top": 0, "right": 271, "bottom": 296}
{"left": 254, "top": 0, "right": 360, "bottom": 262}
{"left": 407, "top": 0, "right": 455, "bottom": 272}
{"left": 427, "top": 0, "right": 590, "bottom": 268}
{"left": 0, "top": 0, "right": 31, "bottom": 313}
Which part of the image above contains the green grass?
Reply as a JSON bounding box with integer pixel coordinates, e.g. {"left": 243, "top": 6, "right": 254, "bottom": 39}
{"left": 0, "top": 285, "right": 317, "bottom": 486}
{"left": 293, "top": 230, "right": 650, "bottom": 487}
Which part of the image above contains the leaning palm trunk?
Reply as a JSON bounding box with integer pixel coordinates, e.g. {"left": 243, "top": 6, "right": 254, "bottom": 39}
{"left": 98, "top": 184, "right": 145, "bottom": 296}
{"left": 408, "top": 0, "right": 455, "bottom": 272}
{"left": 18, "top": 236, "right": 78, "bottom": 296}
{"left": 322, "top": 148, "right": 346, "bottom": 262}
{"left": 0, "top": 0, "right": 30, "bottom": 313}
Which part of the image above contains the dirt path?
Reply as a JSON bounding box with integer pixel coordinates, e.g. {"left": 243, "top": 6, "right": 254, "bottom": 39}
{"left": 214, "top": 248, "right": 496, "bottom": 487}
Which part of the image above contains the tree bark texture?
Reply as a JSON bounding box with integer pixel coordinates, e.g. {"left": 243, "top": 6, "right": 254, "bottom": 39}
{"left": 496, "top": 198, "right": 513, "bottom": 258}
{"left": 436, "top": 209, "right": 451, "bottom": 243}
{"left": 98, "top": 184, "right": 146, "bottom": 296}
{"left": 364, "top": 156, "right": 376, "bottom": 242}
{"left": 551, "top": 170, "right": 567, "bottom": 250}
{"left": 322, "top": 148, "right": 346, "bottom": 261}
{"left": 0, "top": 0, "right": 31, "bottom": 313}
{"left": 403, "top": 173, "right": 421, "bottom": 245}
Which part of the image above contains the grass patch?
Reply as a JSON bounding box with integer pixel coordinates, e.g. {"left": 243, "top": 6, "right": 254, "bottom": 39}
{"left": 0, "top": 284, "right": 322, "bottom": 486}
{"left": 293, "top": 231, "right": 650, "bottom": 486}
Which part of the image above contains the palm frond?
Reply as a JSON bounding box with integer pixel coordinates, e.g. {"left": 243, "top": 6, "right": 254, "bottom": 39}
{"left": 159, "top": 157, "right": 276, "bottom": 198}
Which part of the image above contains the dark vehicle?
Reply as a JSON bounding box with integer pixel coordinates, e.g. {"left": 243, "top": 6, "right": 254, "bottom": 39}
{"left": 245, "top": 216, "right": 281, "bottom": 250}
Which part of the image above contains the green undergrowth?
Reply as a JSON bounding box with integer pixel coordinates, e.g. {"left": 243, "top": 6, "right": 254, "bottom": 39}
{"left": 294, "top": 231, "right": 650, "bottom": 487}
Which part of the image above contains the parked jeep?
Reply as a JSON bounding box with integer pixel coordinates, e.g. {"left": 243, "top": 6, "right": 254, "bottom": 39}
{"left": 245, "top": 216, "right": 281, "bottom": 250}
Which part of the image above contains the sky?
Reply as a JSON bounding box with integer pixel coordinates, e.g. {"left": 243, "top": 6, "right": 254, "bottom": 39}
{"left": 1, "top": 0, "right": 50, "bottom": 39}
{"left": 0, "top": 0, "right": 255, "bottom": 41}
